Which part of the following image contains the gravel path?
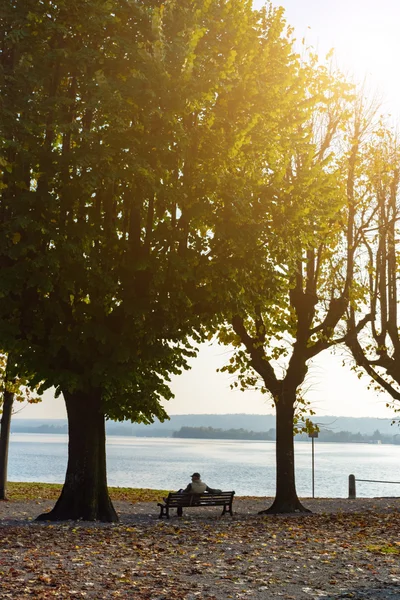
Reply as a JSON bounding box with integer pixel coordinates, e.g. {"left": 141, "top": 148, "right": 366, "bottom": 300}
{"left": 1, "top": 497, "right": 400, "bottom": 599}
{"left": 1, "top": 496, "right": 399, "bottom": 525}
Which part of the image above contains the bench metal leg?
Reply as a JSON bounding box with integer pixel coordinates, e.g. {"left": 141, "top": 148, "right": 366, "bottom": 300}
{"left": 220, "top": 503, "right": 233, "bottom": 517}
{"left": 158, "top": 505, "right": 170, "bottom": 518}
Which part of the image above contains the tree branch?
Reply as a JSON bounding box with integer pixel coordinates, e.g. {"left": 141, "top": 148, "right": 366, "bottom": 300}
{"left": 231, "top": 315, "right": 279, "bottom": 396}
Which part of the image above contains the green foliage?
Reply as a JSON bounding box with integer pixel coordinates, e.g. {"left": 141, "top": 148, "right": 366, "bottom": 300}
{"left": 0, "top": 0, "right": 303, "bottom": 423}
{"left": 345, "top": 117, "right": 400, "bottom": 410}
{"left": 217, "top": 78, "right": 377, "bottom": 431}
{"left": 0, "top": 353, "right": 40, "bottom": 416}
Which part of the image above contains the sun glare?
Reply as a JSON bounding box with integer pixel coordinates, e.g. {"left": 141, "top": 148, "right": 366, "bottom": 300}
{"left": 254, "top": 0, "right": 400, "bottom": 119}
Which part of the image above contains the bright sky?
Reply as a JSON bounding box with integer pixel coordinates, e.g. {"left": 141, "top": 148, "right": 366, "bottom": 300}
{"left": 15, "top": 0, "right": 400, "bottom": 421}
{"left": 265, "top": 0, "right": 400, "bottom": 120}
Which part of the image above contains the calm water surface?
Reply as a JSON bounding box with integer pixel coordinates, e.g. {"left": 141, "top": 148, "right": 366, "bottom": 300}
{"left": 8, "top": 434, "right": 400, "bottom": 498}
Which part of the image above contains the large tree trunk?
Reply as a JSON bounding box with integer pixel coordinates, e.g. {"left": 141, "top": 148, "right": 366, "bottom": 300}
{"left": 259, "top": 389, "right": 310, "bottom": 514}
{"left": 37, "top": 389, "right": 118, "bottom": 522}
{"left": 0, "top": 389, "right": 14, "bottom": 501}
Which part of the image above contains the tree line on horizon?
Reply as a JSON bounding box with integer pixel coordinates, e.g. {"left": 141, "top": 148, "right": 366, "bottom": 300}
{"left": 11, "top": 421, "right": 400, "bottom": 445}
{"left": 1, "top": 0, "right": 400, "bottom": 520}
{"left": 173, "top": 426, "right": 400, "bottom": 444}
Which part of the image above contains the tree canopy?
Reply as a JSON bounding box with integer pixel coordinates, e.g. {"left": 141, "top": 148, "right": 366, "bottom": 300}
{"left": 346, "top": 120, "right": 400, "bottom": 410}
{"left": 0, "top": 0, "right": 301, "bottom": 418}
{"left": 216, "top": 78, "right": 380, "bottom": 512}
{"left": 0, "top": 0, "right": 304, "bottom": 520}
{"left": 2, "top": 0, "right": 390, "bottom": 519}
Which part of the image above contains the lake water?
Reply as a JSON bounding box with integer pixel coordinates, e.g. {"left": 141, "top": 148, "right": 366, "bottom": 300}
{"left": 7, "top": 434, "right": 400, "bottom": 498}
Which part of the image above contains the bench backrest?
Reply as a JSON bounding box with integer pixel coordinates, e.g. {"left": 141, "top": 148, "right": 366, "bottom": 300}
{"left": 166, "top": 491, "right": 235, "bottom": 507}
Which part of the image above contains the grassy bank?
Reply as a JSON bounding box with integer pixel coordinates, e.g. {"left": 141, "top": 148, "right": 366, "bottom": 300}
{"left": 6, "top": 481, "right": 168, "bottom": 502}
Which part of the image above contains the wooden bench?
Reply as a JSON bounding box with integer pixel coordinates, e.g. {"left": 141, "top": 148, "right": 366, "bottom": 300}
{"left": 158, "top": 491, "right": 235, "bottom": 519}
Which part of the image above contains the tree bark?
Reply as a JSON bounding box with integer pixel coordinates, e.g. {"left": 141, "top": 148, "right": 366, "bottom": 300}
{"left": 37, "top": 389, "right": 118, "bottom": 522}
{"left": 259, "top": 388, "right": 310, "bottom": 514}
{"left": 0, "top": 389, "right": 14, "bottom": 501}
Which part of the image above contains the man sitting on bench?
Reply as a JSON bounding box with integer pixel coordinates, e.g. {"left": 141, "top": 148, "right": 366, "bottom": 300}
{"left": 163, "top": 472, "right": 222, "bottom": 514}
{"left": 164, "top": 472, "right": 221, "bottom": 498}
{"left": 182, "top": 472, "right": 222, "bottom": 495}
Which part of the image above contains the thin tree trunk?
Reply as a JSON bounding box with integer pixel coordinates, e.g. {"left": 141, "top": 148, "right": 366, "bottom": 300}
{"left": 0, "top": 389, "right": 14, "bottom": 501}
{"left": 259, "top": 389, "right": 310, "bottom": 514}
{"left": 37, "top": 389, "right": 118, "bottom": 522}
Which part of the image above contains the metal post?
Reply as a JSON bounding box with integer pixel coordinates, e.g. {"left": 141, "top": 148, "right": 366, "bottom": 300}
{"left": 308, "top": 431, "right": 318, "bottom": 498}
{"left": 348, "top": 474, "right": 356, "bottom": 499}
{"left": 311, "top": 436, "right": 315, "bottom": 498}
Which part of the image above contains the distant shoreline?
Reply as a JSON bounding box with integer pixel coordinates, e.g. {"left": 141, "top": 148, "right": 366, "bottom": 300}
{"left": 10, "top": 427, "right": 400, "bottom": 445}
{"left": 10, "top": 414, "right": 400, "bottom": 443}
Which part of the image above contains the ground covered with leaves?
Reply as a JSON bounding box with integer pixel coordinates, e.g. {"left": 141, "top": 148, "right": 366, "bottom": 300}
{"left": 1, "top": 489, "right": 400, "bottom": 599}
